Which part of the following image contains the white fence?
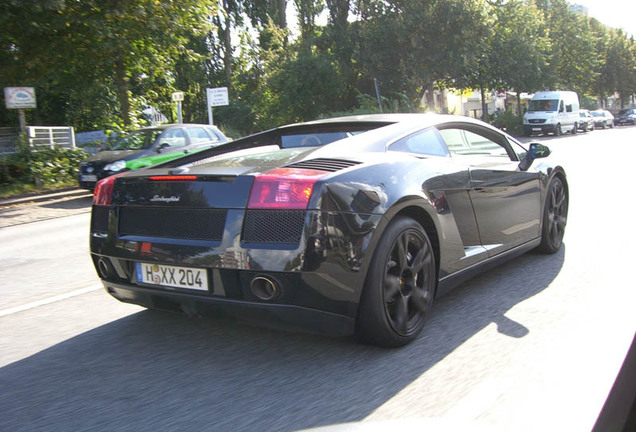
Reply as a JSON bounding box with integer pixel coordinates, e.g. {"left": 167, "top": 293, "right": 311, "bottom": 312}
{"left": 0, "top": 126, "right": 77, "bottom": 155}
{"left": 27, "top": 126, "right": 75, "bottom": 149}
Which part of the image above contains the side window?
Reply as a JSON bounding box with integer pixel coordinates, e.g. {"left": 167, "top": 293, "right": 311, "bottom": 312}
{"left": 187, "top": 127, "right": 214, "bottom": 144}
{"left": 388, "top": 128, "right": 449, "bottom": 157}
{"left": 157, "top": 128, "right": 186, "bottom": 149}
{"left": 438, "top": 128, "right": 510, "bottom": 158}
{"left": 566, "top": 104, "right": 573, "bottom": 113}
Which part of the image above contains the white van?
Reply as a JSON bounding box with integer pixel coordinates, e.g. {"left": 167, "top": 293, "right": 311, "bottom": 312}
{"left": 523, "top": 91, "right": 580, "bottom": 136}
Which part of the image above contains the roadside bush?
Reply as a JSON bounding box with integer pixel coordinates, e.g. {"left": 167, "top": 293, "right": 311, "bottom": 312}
{"left": 1, "top": 143, "right": 87, "bottom": 188}
{"left": 492, "top": 110, "right": 523, "bottom": 136}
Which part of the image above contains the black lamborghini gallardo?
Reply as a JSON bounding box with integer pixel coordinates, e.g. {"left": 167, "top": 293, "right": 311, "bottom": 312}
{"left": 90, "top": 114, "right": 568, "bottom": 347}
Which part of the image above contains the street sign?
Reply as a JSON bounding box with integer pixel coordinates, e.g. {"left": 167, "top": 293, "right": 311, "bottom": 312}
{"left": 207, "top": 87, "right": 229, "bottom": 107}
{"left": 4, "top": 87, "right": 37, "bottom": 109}
{"left": 171, "top": 91, "right": 184, "bottom": 102}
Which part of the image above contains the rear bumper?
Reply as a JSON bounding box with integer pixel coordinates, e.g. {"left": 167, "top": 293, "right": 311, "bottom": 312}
{"left": 103, "top": 280, "right": 356, "bottom": 337}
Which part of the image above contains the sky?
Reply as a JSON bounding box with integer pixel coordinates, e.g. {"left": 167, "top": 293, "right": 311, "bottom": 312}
{"left": 572, "top": 0, "right": 636, "bottom": 37}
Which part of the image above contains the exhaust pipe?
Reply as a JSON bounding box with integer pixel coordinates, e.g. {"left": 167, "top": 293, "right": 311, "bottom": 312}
{"left": 97, "top": 258, "right": 114, "bottom": 279}
{"left": 250, "top": 276, "right": 280, "bottom": 301}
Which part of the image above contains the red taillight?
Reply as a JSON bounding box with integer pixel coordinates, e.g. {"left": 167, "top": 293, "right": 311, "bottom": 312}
{"left": 93, "top": 175, "right": 118, "bottom": 206}
{"left": 247, "top": 168, "right": 327, "bottom": 209}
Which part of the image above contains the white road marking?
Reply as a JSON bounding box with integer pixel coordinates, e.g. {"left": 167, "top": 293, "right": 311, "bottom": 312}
{"left": 0, "top": 286, "right": 102, "bottom": 317}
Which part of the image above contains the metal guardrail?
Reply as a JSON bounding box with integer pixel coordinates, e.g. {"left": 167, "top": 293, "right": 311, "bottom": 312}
{"left": 0, "top": 126, "right": 76, "bottom": 155}
{"left": 0, "top": 127, "right": 19, "bottom": 155}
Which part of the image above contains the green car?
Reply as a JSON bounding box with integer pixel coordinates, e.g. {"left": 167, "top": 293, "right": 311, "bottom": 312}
{"left": 78, "top": 124, "right": 229, "bottom": 190}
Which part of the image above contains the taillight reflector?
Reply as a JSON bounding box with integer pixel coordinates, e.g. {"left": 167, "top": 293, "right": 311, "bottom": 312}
{"left": 248, "top": 168, "right": 326, "bottom": 209}
{"left": 93, "top": 175, "right": 117, "bottom": 206}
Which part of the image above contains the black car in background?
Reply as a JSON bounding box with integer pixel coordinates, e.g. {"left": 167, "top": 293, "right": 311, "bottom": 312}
{"left": 89, "top": 114, "right": 568, "bottom": 347}
{"left": 615, "top": 109, "right": 636, "bottom": 125}
{"left": 78, "top": 124, "right": 228, "bottom": 190}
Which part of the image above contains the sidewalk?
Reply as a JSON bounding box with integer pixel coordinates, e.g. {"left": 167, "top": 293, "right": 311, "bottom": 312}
{"left": 0, "top": 187, "right": 93, "bottom": 228}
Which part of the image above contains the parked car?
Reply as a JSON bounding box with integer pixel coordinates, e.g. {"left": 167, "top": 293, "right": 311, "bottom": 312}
{"left": 590, "top": 109, "right": 615, "bottom": 129}
{"left": 615, "top": 109, "right": 636, "bottom": 126}
{"left": 578, "top": 109, "right": 594, "bottom": 132}
{"left": 78, "top": 124, "right": 229, "bottom": 190}
{"left": 90, "top": 114, "right": 568, "bottom": 347}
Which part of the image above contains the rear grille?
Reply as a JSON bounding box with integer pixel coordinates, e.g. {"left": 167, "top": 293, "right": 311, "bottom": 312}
{"left": 285, "top": 158, "right": 360, "bottom": 172}
{"left": 242, "top": 210, "right": 306, "bottom": 244}
{"left": 118, "top": 207, "right": 226, "bottom": 240}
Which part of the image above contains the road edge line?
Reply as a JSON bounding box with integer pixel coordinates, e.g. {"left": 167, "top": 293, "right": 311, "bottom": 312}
{"left": 0, "top": 286, "right": 102, "bottom": 317}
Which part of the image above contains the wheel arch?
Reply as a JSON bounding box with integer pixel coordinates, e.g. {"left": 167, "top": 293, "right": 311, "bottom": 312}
{"left": 357, "top": 198, "right": 442, "bottom": 304}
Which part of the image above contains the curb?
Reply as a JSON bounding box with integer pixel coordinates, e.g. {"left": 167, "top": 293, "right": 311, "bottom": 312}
{"left": 0, "top": 187, "right": 92, "bottom": 207}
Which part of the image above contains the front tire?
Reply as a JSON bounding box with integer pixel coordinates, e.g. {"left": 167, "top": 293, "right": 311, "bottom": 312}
{"left": 537, "top": 176, "right": 568, "bottom": 254}
{"left": 555, "top": 124, "right": 562, "bottom": 136}
{"left": 356, "top": 217, "right": 436, "bottom": 347}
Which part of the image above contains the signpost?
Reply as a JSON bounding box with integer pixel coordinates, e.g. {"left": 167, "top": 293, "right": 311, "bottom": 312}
{"left": 4, "top": 87, "right": 37, "bottom": 131}
{"left": 172, "top": 91, "right": 184, "bottom": 123}
{"left": 206, "top": 87, "right": 229, "bottom": 125}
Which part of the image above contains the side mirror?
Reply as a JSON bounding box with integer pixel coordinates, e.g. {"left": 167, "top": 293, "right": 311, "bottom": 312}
{"left": 519, "top": 143, "right": 551, "bottom": 171}
{"left": 157, "top": 143, "right": 170, "bottom": 153}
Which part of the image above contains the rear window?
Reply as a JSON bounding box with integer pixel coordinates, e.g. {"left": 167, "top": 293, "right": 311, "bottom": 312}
{"left": 281, "top": 132, "right": 355, "bottom": 148}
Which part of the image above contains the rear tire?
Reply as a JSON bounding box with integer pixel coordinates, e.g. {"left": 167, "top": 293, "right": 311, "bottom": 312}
{"left": 356, "top": 217, "right": 436, "bottom": 347}
{"left": 537, "top": 176, "right": 568, "bottom": 254}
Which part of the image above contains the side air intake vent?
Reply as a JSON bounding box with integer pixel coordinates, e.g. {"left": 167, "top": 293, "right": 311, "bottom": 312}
{"left": 285, "top": 158, "right": 360, "bottom": 172}
{"left": 242, "top": 210, "right": 306, "bottom": 244}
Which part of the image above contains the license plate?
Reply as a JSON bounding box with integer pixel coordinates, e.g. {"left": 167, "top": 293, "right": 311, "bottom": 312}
{"left": 532, "top": 128, "right": 541, "bottom": 131}
{"left": 81, "top": 174, "right": 98, "bottom": 182}
{"left": 135, "top": 262, "right": 208, "bottom": 291}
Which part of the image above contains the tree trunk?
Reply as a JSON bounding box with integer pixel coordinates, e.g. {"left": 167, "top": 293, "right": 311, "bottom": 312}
{"left": 426, "top": 82, "right": 435, "bottom": 111}
{"left": 277, "top": 0, "right": 287, "bottom": 29}
{"left": 480, "top": 87, "right": 489, "bottom": 121}
{"left": 114, "top": 58, "right": 131, "bottom": 126}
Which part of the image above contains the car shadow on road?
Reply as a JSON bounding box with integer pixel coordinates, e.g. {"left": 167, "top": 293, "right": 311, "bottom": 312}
{"left": 40, "top": 195, "right": 93, "bottom": 210}
{"left": 0, "top": 246, "right": 565, "bottom": 432}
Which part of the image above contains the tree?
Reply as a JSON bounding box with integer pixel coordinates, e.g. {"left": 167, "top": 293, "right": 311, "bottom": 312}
{"left": 539, "top": 0, "right": 598, "bottom": 95}
{"left": 490, "top": 0, "right": 551, "bottom": 115}
{"left": 0, "top": 0, "right": 216, "bottom": 129}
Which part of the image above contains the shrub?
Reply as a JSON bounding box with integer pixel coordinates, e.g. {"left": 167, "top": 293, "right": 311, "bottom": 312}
{"left": 1, "top": 142, "right": 88, "bottom": 188}
{"left": 492, "top": 110, "right": 523, "bottom": 136}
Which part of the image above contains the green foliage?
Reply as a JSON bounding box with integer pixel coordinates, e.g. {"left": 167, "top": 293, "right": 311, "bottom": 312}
{"left": 1, "top": 0, "right": 635, "bottom": 134}
{"left": 1, "top": 143, "right": 87, "bottom": 188}
{"left": 492, "top": 110, "right": 523, "bottom": 136}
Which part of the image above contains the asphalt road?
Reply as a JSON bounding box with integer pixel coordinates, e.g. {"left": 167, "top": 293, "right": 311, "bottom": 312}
{"left": 1, "top": 126, "right": 635, "bottom": 432}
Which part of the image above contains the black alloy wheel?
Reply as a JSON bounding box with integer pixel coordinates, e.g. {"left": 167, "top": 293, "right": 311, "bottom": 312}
{"left": 537, "top": 176, "right": 568, "bottom": 254}
{"left": 356, "top": 217, "right": 436, "bottom": 347}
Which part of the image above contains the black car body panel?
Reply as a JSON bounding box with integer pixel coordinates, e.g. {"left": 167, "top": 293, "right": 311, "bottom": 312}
{"left": 89, "top": 114, "right": 567, "bottom": 343}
